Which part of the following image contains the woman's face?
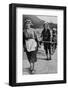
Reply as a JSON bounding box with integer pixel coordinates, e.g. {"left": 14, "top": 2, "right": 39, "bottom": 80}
{"left": 26, "top": 23, "right": 31, "bottom": 29}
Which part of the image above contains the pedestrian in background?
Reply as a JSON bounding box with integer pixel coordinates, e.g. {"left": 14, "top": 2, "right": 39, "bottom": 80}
{"left": 41, "top": 22, "right": 51, "bottom": 60}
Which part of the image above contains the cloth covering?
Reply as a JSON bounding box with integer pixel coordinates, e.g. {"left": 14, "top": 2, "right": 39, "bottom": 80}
{"left": 25, "top": 39, "right": 37, "bottom": 52}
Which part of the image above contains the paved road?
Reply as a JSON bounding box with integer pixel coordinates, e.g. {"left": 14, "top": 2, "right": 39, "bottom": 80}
{"left": 23, "top": 47, "right": 57, "bottom": 75}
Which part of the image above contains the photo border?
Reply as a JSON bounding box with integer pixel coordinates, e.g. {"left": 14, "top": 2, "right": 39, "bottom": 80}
{"left": 9, "top": 3, "right": 66, "bottom": 86}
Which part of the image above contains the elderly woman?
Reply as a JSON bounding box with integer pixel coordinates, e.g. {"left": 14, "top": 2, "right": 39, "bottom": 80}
{"left": 41, "top": 22, "right": 51, "bottom": 60}
{"left": 23, "top": 19, "right": 38, "bottom": 73}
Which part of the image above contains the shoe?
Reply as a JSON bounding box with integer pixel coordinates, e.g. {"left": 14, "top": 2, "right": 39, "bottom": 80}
{"left": 31, "top": 70, "right": 35, "bottom": 74}
{"left": 48, "top": 57, "right": 51, "bottom": 60}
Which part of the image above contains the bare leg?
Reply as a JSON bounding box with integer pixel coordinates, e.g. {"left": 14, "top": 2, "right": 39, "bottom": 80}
{"left": 30, "top": 62, "right": 34, "bottom": 71}
{"left": 31, "top": 63, "right": 35, "bottom": 73}
{"left": 30, "top": 62, "right": 35, "bottom": 74}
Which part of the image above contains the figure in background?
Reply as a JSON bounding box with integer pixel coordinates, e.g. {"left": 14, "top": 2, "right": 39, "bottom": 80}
{"left": 42, "top": 22, "right": 51, "bottom": 60}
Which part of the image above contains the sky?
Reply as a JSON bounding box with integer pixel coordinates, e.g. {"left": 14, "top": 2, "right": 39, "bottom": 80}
{"left": 37, "top": 15, "right": 57, "bottom": 24}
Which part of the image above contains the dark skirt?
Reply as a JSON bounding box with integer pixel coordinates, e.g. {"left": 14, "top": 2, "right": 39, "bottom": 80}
{"left": 26, "top": 50, "right": 37, "bottom": 63}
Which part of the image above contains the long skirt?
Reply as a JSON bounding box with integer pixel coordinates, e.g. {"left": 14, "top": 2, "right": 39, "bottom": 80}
{"left": 26, "top": 50, "right": 37, "bottom": 63}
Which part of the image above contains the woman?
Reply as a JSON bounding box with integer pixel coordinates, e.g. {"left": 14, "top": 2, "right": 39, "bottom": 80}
{"left": 23, "top": 19, "right": 38, "bottom": 73}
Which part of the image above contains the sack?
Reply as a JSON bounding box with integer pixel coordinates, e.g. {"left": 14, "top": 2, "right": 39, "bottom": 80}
{"left": 25, "top": 39, "right": 37, "bottom": 52}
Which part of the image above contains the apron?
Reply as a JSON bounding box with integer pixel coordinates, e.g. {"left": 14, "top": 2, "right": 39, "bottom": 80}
{"left": 24, "top": 28, "right": 38, "bottom": 63}
{"left": 25, "top": 39, "right": 37, "bottom": 52}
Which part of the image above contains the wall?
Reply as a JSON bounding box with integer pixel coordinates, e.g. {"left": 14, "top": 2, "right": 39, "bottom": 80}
{"left": 0, "top": 0, "right": 68, "bottom": 90}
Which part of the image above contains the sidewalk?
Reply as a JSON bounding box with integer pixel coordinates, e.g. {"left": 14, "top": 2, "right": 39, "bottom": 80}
{"left": 23, "top": 48, "right": 57, "bottom": 75}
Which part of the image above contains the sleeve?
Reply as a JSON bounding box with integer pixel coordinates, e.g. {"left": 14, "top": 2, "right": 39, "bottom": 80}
{"left": 41, "top": 29, "right": 44, "bottom": 37}
{"left": 34, "top": 31, "right": 38, "bottom": 42}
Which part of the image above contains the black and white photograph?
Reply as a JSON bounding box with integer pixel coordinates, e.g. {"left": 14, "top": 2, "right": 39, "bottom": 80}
{"left": 23, "top": 15, "right": 57, "bottom": 75}
{"left": 9, "top": 3, "right": 66, "bottom": 86}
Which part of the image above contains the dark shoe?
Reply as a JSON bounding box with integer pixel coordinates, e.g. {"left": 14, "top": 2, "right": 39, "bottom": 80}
{"left": 31, "top": 70, "right": 35, "bottom": 74}
{"left": 48, "top": 57, "right": 51, "bottom": 60}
